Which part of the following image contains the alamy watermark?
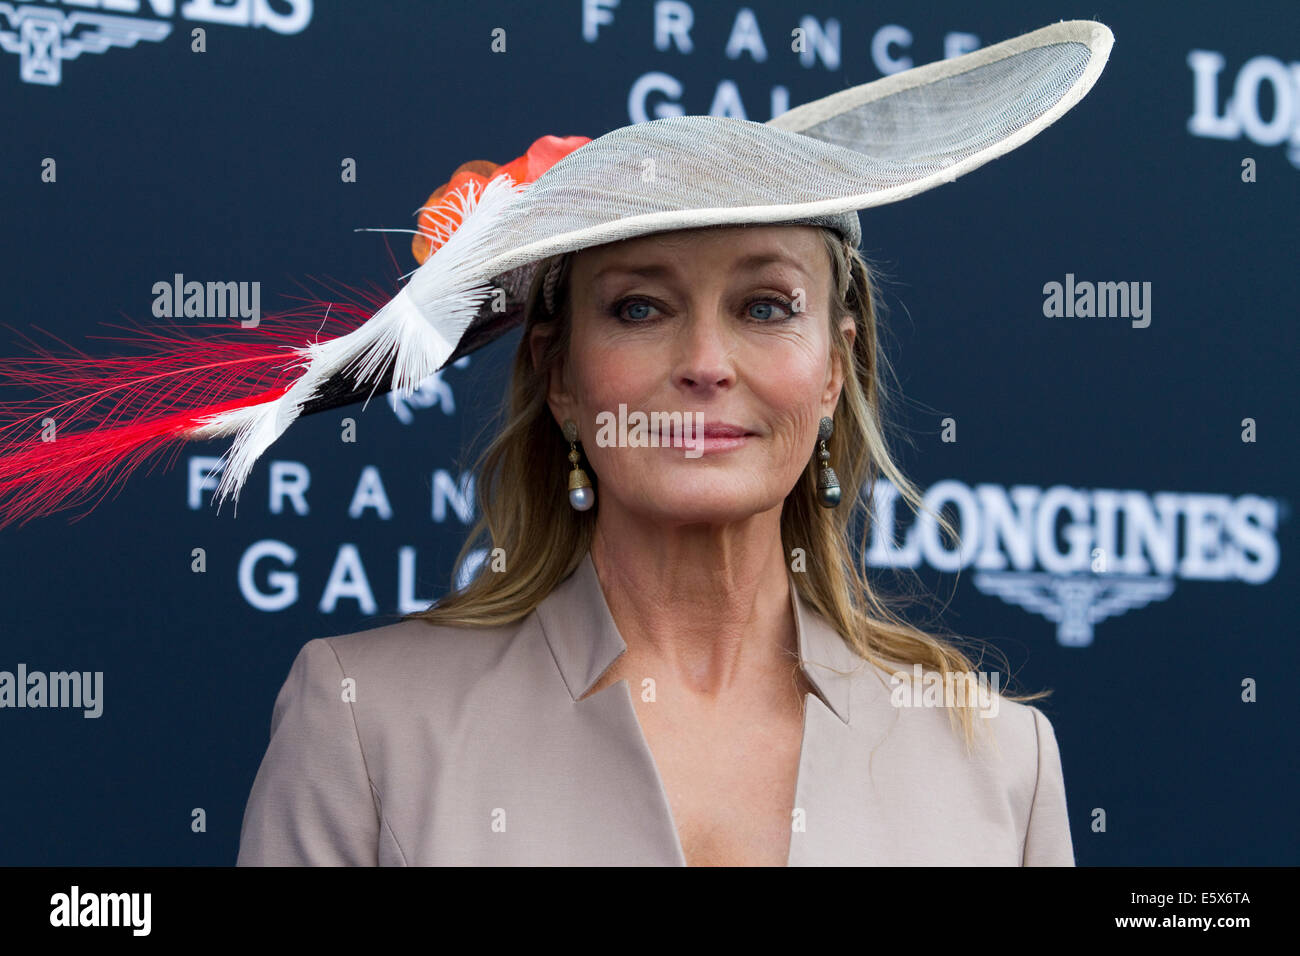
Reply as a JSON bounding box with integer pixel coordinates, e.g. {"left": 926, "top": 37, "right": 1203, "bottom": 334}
{"left": 889, "top": 664, "right": 1001, "bottom": 718}
{"left": 152, "top": 273, "right": 261, "bottom": 327}
{"left": 0, "top": 664, "right": 103, "bottom": 718}
{"left": 593, "top": 404, "right": 706, "bottom": 458}
{"left": 1042, "top": 273, "right": 1151, "bottom": 328}
{"left": 50, "top": 886, "right": 150, "bottom": 936}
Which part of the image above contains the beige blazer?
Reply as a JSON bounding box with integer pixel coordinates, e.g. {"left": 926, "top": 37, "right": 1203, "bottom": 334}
{"left": 236, "top": 552, "right": 1075, "bottom": 866}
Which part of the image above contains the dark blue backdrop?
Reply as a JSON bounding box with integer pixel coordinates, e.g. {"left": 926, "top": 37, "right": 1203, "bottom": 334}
{"left": 0, "top": 0, "right": 1295, "bottom": 865}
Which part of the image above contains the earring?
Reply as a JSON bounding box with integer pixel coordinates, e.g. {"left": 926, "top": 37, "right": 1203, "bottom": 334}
{"left": 563, "top": 419, "right": 595, "bottom": 511}
{"left": 815, "top": 416, "right": 841, "bottom": 508}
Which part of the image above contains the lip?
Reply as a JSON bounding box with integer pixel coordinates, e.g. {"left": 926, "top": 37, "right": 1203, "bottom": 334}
{"left": 700, "top": 423, "right": 752, "bottom": 438}
{"left": 662, "top": 420, "right": 757, "bottom": 454}
{"left": 690, "top": 434, "right": 750, "bottom": 453}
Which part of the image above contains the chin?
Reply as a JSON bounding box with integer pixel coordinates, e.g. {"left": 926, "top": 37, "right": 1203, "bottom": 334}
{"left": 618, "top": 479, "right": 788, "bottom": 525}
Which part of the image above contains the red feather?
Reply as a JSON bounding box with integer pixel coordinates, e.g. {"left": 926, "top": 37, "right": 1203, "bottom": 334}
{"left": 0, "top": 277, "right": 395, "bottom": 528}
{"left": 0, "top": 134, "right": 590, "bottom": 529}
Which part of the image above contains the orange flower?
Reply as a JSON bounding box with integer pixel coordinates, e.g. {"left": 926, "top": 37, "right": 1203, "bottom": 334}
{"left": 412, "top": 134, "right": 591, "bottom": 265}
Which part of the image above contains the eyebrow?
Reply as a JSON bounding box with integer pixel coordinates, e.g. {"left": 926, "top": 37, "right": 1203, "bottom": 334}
{"left": 592, "top": 252, "right": 811, "bottom": 284}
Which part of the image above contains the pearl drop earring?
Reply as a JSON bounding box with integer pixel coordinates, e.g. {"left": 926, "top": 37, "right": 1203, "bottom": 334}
{"left": 815, "top": 416, "right": 841, "bottom": 508}
{"left": 563, "top": 419, "right": 595, "bottom": 511}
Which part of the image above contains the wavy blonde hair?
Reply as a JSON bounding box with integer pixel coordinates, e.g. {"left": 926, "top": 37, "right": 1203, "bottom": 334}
{"left": 407, "top": 225, "right": 1046, "bottom": 751}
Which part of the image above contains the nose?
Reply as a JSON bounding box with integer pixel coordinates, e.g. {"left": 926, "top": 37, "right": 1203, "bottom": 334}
{"left": 672, "top": 302, "right": 735, "bottom": 394}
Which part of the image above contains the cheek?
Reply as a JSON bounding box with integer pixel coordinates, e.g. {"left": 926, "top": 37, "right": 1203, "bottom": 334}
{"left": 747, "top": 333, "right": 833, "bottom": 413}
{"left": 747, "top": 338, "right": 834, "bottom": 474}
{"left": 563, "top": 310, "right": 655, "bottom": 402}
{"left": 571, "top": 341, "right": 656, "bottom": 405}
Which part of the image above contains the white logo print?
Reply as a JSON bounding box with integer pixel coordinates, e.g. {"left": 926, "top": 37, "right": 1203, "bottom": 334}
{"left": 1, "top": 0, "right": 311, "bottom": 87}
{"left": 0, "top": 3, "right": 170, "bottom": 85}
{"left": 1187, "top": 47, "right": 1300, "bottom": 168}
{"left": 970, "top": 572, "right": 1175, "bottom": 647}
{"left": 868, "top": 480, "right": 1281, "bottom": 647}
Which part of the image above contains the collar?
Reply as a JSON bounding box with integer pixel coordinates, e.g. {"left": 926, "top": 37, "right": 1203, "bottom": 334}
{"left": 536, "top": 551, "right": 856, "bottom": 724}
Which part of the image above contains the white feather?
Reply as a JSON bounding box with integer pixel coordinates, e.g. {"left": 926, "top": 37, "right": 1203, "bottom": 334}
{"left": 188, "top": 174, "right": 526, "bottom": 512}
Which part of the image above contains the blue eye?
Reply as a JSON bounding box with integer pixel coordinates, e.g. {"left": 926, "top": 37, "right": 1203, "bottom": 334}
{"left": 748, "top": 297, "right": 793, "bottom": 321}
{"left": 608, "top": 295, "right": 793, "bottom": 323}
{"left": 609, "top": 297, "right": 657, "bottom": 322}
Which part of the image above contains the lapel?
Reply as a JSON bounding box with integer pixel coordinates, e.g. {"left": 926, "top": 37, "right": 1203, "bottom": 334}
{"left": 535, "top": 551, "right": 879, "bottom": 865}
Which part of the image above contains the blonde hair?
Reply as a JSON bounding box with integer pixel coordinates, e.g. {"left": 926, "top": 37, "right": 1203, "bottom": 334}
{"left": 407, "top": 225, "right": 1047, "bottom": 751}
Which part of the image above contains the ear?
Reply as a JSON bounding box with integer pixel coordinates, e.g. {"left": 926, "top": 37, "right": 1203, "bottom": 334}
{"left": 823, "top": 314, "right": 856, "bottom": 413}
{"left": 530, "top": 321, "right": 576, "bottom": 428}
{"left": 528, "top": 320, "right": 553, "bottom": 373}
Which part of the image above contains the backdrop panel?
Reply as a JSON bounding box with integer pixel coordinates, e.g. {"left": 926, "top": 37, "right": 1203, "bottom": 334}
{"left": 0, "top": 0, "right": 1294, "bottom": 865}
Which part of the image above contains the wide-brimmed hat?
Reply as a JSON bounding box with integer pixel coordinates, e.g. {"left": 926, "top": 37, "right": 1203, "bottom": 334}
{"left": 0, "top": 19, "right": 1112, "bottom": 526}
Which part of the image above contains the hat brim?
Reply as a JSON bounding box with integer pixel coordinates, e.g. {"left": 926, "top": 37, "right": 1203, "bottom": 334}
{"left": 439, "top": 20, "right": 1112, "bottom": 358}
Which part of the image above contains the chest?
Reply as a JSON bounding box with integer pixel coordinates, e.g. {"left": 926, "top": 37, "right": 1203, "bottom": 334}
{"left": 627, "top": 684, "right": 810, "bottom": 867}
{"left": 373, "top": 659, "right": 1031, "bottom": 866}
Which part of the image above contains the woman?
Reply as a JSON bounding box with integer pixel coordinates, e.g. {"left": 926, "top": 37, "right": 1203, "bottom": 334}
{"left": 227, "top": 17, "right": 1118, "bottom": 867}
{"left": 233, "top": 217, "right": 1074, "bottom": 866}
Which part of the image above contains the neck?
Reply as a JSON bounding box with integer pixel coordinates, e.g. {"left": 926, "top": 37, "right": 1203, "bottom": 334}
{"left": 588, "top": 502, "right": 799, "bottom": 701}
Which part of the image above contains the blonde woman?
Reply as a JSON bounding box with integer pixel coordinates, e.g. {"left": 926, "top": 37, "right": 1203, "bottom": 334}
{"left": 227, "top": 21, "right": 1114, "bottom": 868}
{"left": 235, "top": 218, "right": 1073, "bottom": 866}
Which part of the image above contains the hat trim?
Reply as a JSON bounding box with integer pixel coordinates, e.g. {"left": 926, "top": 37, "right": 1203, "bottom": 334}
{"left": 770, "top": 20, "right": 1112, "bottom": 135}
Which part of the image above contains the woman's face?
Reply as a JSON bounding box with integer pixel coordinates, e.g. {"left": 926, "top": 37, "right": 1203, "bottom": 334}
{"left": 533, "top": 225, "right": 855, "bottom": 526}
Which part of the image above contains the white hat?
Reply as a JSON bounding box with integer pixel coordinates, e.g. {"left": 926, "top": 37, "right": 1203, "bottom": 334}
{"left": 0, "top": 19, "right": 1112, "bottom": 526}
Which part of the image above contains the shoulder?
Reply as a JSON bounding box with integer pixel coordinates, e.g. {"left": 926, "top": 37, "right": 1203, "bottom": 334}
{"left": 316, "top": 614, "right": 524, "bottom": 675}
{"left": 848, "top": 654, "right": 1059, "bottom": 786}
{"left": 810, "top": 640, "right": 1074, "bottom": 863}
{"left": 275, "top": 610, "right": 556, "bottom": 721}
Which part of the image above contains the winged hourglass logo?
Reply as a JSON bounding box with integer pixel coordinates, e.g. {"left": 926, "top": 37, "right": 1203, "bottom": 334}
{"left": 0, "top": 3, "right": 170, "bottom": 85}
{"left": 0, "top": 1, "right": 311, "bottom": 86}
{"left": 971, "top": 573, "right": 1177, "bottom": 647}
